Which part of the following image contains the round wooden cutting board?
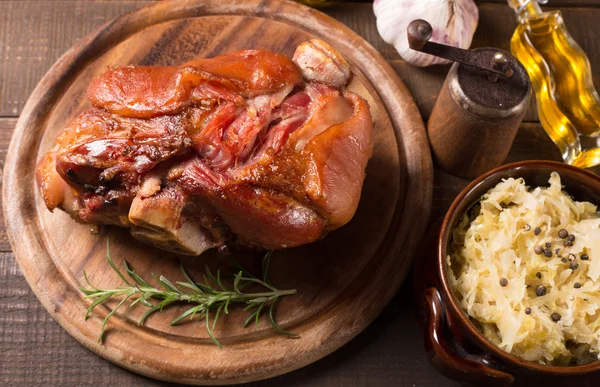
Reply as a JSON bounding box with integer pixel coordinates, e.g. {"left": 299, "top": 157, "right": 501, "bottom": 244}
{"left": 3, "top": 0, "right": 433, "bottom": 384}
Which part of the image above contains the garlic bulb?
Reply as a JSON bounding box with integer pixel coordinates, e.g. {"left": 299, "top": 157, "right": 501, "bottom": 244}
{"left": 373, "top": 0, "right": 479, "bottom": 67}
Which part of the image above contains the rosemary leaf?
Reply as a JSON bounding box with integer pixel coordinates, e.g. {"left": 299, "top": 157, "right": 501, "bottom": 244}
{"left": 85, "top": 292, "right": 114, "bottom": 320}
{"left": 216, "top": 270, "right": 230, "bottom": 292}
{"left": 81, "top": 239, "right": 298, "bottom": 348}
{"left": 79, "top": 286, "right": 99, "bottom": 296}
{"left": 205, "top": 309, "right": 221, "bottom": 348}
{"left": 255, "top": 302, "right": 265, "bottom": 328}
{"left": 243, "top": 308, "right": 260, "bottom": 328}
{"left": 205, "top": 265, "right": 219, "bottom": 287}
{"left": 105, "top": 240, "right": 133, "bottom": 287}
{"left": 138, "top": 305, "right": 160, "bottom": 326}
{"left": 212, "top": 304, "right": 224, "bottom": 331}
{"left": 128, "top": 297, "right": 142, "bottom": 309}
{"left": 171, "top": 305, "right": 205, "bottom": 326}
{"left": 140, "top": 293, "right": 153, "bottom": 308}
{"left": 239, "top": 276, "right": 276, "bottom": 291}
{"left": 158, "top": 275, "right": 181, "bottom": 294}
{"left": 202, "top": 274, "right": 211, "bottom": 289}
{"left": 190, "top": 304, "right": 205, "bottom": 320}
{"left": 176, "top": 281, "right": 203, "bottom": 293}
{"left": 99, "top": 293, "right": 133, "bottom": 343}
{"left": 124, "top": 260, "right": 150, "bottom": 287}
{"left": 248, "top": 297, "right": 269, "bottom": 304}
{"left": 262, "top": 251, "right": 272, "bottom": 283}
{"left": 233, "top": 271, "right": 243, "bottom": 293}
{"left": 158, "top": 295, "right": 179, "bottom": 311}
{"left": 195, "top": 282, "right": 215, "bottom": 294}
{"left": 83, "top": 270, "right": 99, "bottom": 291}
{"left": 179, "top": 263, "right": 203, "bottom": 294}
{"left": 268, "top": 298, "right": 298, "bottom": 338}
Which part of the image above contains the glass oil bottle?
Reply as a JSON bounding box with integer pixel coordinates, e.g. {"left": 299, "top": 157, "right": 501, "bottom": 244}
{"left": 508, "top": 0, "right": 600, "bottom": 167}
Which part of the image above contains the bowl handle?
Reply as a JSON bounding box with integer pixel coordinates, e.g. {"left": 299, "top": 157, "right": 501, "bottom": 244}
{"left": 422, "top": 287, "right": 515, "bottom": 386}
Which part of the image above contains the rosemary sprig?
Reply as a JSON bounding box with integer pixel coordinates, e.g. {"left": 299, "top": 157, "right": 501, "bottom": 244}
{"left": 80, "top": 240, "right": 298, "bottom": 348}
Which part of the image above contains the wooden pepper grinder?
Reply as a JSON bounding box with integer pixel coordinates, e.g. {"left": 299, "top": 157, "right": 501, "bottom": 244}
{"left": 407, "top": 19, "right": 532, "bottom": 179}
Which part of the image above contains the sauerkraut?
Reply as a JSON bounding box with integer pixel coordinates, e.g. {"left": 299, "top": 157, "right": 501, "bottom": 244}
{"left": 448, "top": 172, "right": 600, "bottom": 365}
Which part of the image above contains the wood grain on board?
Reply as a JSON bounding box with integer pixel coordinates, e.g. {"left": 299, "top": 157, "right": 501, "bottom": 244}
{"left": 2, "top": 0, "right": 432, "bottom": 384}
{"left": 2, "top": 0, "right": 600, "bottom": 386}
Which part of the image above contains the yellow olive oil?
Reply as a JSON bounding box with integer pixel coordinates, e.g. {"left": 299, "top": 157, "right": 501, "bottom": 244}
{"left": 508, "top": 0, "right": 600, "bottom": 167}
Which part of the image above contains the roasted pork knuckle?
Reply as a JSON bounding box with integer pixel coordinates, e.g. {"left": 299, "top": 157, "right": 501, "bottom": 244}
{"left": 36, "top": 40, "right": 374, "bottom": 255}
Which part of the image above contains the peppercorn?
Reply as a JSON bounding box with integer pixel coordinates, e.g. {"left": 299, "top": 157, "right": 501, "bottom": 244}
{"left": 555, "top": 248, "right": 561, "bottom": 256}
{"left": 545, "top": 242, "right": 552, "bottom": 249}
{"left": 564, "top": 241, "right": 573, "bottom": 247}
{"left": 568, "top": 253, "right": 576, "bottom": 261}
{"left": 570, "top": 262, "right": 579, "bottom": 270}
{"left": 544, "top": 249, "right": 553, "bottom": 258}
{"left": 536, "top": 272, "right": 542, "bottom": 279}
{"left": 525, "top": 307, "right": 532, "bottom": 315}
{"left": 500, "top": 203, "right": 508, "bottom": 209}
{"left": 581, "top": 254, "right": 589, "bottom": 261}
{"left": 558, "top": 229, "right": 569, "bottom": 239}
{"left": 523, "top": 224, "right": 531, "bottom": 232}
{"left": 574, "top": 283, "right": 582, "bottom": 289}
{"left": 551, "top": 313, "right": 561, "bottom": 322}
{"left": 561, "top": 257, "right": 568, "bottom": 263}
{"left": 534, "top": 227, "right": 542, "bottom": 235}
{"left": 500, "top": 278, "right": 508, "bottom": 287}
{"left": 536, "top": 285, "right": 547, "bottom": 297}
{"left": 567, "top": 234, "right": 576, "bottom": 242}
{"left": 534, "top": 245, "right": 544, "bottom": 255}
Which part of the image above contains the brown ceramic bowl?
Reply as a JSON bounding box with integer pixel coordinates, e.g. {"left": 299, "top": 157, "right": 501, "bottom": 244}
{"left": 414, "top": 161, "right": 600, "bottom": 386}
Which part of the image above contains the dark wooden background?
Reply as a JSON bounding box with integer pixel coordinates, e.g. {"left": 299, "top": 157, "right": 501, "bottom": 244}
{"left": 2, "top": 0, "right": 600, "bottom": 385}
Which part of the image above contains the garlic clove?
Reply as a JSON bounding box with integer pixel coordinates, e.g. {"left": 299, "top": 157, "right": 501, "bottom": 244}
{"left": 374, "top": 0, "right": 479, "bottom": 67}
{"left": 293, "top": 39, "right": 351, "bottom": 88}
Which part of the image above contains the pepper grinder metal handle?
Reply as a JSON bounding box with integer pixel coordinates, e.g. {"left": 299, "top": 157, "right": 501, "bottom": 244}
{"left": 408, "top": 20, "right": 532, "bottom": 179}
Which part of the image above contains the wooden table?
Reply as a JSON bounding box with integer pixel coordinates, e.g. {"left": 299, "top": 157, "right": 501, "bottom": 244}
{"left": 1, "top": 1, "right": 599, "bottom": 385}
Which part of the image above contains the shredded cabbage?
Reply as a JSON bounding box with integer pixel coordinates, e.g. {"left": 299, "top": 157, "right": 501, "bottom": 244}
{"left": 448, "top": 172, "right": 600, "bottom": 365}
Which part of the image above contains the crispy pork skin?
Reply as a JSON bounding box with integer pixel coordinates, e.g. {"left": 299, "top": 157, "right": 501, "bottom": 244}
{"left": 37, "top": 40, "right": 374, "bottom": 255}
